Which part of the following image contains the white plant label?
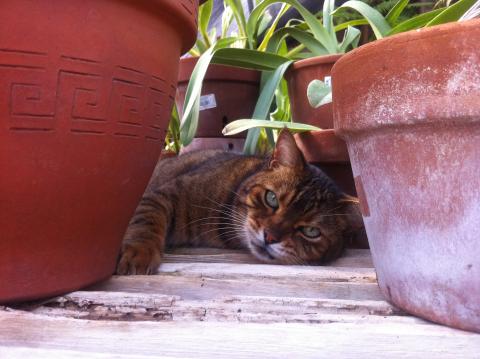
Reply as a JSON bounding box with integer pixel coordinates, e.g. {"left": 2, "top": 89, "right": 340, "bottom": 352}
{"left": 199, "top": 94, "right": 217, "bottom": 111}
{"left": 324, "top": 76, "right": 332, "bottom": 88}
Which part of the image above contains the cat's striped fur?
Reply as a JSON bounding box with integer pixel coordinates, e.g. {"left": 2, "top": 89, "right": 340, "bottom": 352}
{"left": 116, "top": 130, "right": 363, "bottom": 275}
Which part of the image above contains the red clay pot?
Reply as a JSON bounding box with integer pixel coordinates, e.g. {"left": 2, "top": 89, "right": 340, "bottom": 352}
{"left": 0, "top": 0, "right": 198, "bottom": 303}
{"left": 176, "top": 57, "right": 261, "bottom": 149}
{"left": 285, "top": 54, "right": 342, "bottom": 128}
{"left": 287, "top": 55, "right": 359, "bottom": 220}
{"left": 333, "top": 19, "right": 480, "bottom": 332}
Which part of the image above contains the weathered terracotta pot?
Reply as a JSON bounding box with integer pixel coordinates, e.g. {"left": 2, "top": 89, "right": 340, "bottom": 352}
{"left": 286, "top": 54, "right": 342, "bottom": 128}
{"left": 176, "top": 57, "right": 260, "bottom": 151}
{"left": 0, "top": 0, "right": 198, "bottom": 303}
{"left": 333, "top": 19, "right": 480, "bottom": 332}
{"left": 295, "top": 130, "right": 355, "bottom": 195}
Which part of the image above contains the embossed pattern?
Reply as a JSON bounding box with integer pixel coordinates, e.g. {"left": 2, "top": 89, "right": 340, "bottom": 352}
{"left": 1, "top": 49, "right": 175, "bottom": 141}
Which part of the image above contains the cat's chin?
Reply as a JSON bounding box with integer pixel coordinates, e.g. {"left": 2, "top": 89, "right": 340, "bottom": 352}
{"left": 247, "top": 242, "right": 283, "bottom": 264}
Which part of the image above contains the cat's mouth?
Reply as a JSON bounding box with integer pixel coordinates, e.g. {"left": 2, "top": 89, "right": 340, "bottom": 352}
{"left": 251, "top": 242, "right": 276, "bottom": 261}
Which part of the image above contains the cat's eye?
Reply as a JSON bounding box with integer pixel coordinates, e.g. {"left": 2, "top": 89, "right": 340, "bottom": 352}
{"left": 300, "top": 226, "right": 321, "bottom": 239}
{"left": 264, "top": 190, "right": 279, "bottom": 209}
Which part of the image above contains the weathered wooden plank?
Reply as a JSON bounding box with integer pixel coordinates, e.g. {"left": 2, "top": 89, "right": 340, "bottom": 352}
{"left": 1, "top": 310, "right": 478, "bottom": 359}
{"left": 88, "top": 265, "right": 383, "bottom": 301}
{"left": 164, "top": 248, "right": 374, "bottom": 268}
{"left": 157, "top": 262, "right": 377, "bottom": 282}
{"left": 19, "top": 291, "right": 404, "bottom": 323}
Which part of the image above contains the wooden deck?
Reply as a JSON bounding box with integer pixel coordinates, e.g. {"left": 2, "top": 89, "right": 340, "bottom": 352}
{"left": 1, "top": 248, "right": 479, "bottom": 358}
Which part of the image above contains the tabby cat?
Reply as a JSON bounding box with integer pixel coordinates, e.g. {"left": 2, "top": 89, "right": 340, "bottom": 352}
{"left": 116, "top": 129, "right": 363, "bottom": 275}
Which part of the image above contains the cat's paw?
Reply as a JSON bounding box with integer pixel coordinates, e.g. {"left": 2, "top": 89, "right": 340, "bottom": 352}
{"left": 116, "top": 241, "right": 161, "bottom": 275}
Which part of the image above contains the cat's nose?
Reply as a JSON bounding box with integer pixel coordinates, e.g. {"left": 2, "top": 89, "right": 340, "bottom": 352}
{"left": 264, "top": 230, "right": 281, "bottom": 245}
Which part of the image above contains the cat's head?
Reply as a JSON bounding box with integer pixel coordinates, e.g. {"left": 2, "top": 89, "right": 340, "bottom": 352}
{"left": 237, "top": 129, "right": 363, "bottom": 265}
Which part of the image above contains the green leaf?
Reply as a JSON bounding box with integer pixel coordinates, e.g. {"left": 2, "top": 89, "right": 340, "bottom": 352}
{"left": 336, "top": 1, "right": 392, "bottom": 39}
{"left": 243, "top": 60, "right": 294, "bottom": 154}
{"left": 225, "top": 0, "right": 248, "bottom": 38}
{"left": 426, "top": 0, "right": 477, "bottom": 26}
{"left": 258, "top": 4, "right": 291, "bottom": 51}
{"left": 266, "top": 27, "right": 330, "bottom": 57}
{"left": 212, "top": 48, "right": 291, "bottom": 71}
{"left": 223, "top": 119, "right": 321, "bottom": 136}
{"left": 199, "top": 0, "right": 213, "bottom": 48}
{"left": 388, "top": 7, "right": 443, "bottom": 35}
{"left": 385, "top": 0, "right": 410, "bottom": 26}
{"left": 323, "top": 0, "right": 337, "bottom": 42}
{"left": 179, "top": 38, "right": 238, "bottom": 146}
{"left": 247, "top": 0, "right": 339, "bottom": 53}
{"left": 339, "top": 26, "right": 361, "bottom": 52}
{"left": 307, "top": 80, "right": 332, "bottom": 108}
{"left": 221, "top": 5, "right": 235, "bottom": 38}
{"left": 334, "top": 19, "right": 369, "bottom": 32}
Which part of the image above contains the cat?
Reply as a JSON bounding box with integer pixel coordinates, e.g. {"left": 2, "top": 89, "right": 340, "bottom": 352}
{"left": 116, "top": 129, "right": 363, "bottom": 275}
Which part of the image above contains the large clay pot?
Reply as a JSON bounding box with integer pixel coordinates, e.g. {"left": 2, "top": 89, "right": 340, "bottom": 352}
{"left": 333, "top": 19, "right": 480, "bottom": 332}
{"left": 176, "top": 57, "right": 260, "bottom": 152}
{"left": 0, "top": 0, "right": 199, "bottom": 303}
{"left": 285, "top": 54, "right": 342, "bottom": 128}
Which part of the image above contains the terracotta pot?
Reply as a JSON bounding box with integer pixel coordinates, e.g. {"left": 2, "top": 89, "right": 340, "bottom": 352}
{"left": 180, "top": 137, "right": 245, "bottom": 154}
{"left": 333, "top": 19, "right": 480, "bottom": 332}
{"left": 285, "top": 54, "right": 342, "bottom": 128}
{"left": 176, "top": 57, "right": 261, "bottom": 142}
{"left": 294, "top": 130, "right": 355, "bottom": 194}
{"left": 287, "top": 54, "right": 359, "bottom": 222}
{"left": 0, "top": 0, "right": 198, "bottom": 303}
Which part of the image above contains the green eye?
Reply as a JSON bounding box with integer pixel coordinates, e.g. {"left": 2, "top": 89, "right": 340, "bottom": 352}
{"left": 265, "top": 190, "right": 279, "bottom": 209}
{"left": 300, "top": 226, "right": 321, "bottom": 239}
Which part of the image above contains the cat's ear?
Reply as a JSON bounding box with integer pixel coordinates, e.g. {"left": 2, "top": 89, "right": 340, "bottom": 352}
{"left": 270, "top": 128, "right": 306, "bottom": 169}
{"left": 338, "top": 195, "right": 364, "bottom": 229}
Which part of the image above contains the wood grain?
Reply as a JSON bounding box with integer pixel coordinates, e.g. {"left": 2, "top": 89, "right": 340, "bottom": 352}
{"left": 1, "top": 310, "right": 479, "bottom": 359}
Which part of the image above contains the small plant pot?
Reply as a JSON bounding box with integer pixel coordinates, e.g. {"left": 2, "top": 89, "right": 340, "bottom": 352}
{"left": 176, "top": 57, "right": 260, "bottom": 151}
{"left": 333, "top": 19, "right": 480, "bottom": 332}
{"left": 285, "top": 54, "right": 342, "bottom": 128}
{"left": 0, "top": 0, "right": 199, "bottom": 303}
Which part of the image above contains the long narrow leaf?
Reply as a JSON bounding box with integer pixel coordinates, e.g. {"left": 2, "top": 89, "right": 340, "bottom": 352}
{"left": 221, "top": 5, "right": 235, "bottom": 38}
{"left": 212, "top": 48, "right": 291, "bottom": 71}
{"left": 224, "top": 119, "right": 320, "bottom": 136}
{"left": 199, "top": 0, "right": 213, "bottom": 48}
{"left": 323, "top": 0, "right": 337, "bottom": 41}
{"left": 339, "top": 26, "right": 361, "bottom": 52}
{"left": 225, "top": 0, "right": 248, "bottom": 38}
{"left": 385, "top": 0, "right": 410, "bottom": 26}
{"left": 426, "top": 0, "right": 477, "bottom": 26}
{"left": 247, "top": 0, "right": 339, "bottom": 53}
{"left": 335, "top": 1, "right": 392, "bottom": 39}
{"left": 258, "top": 4, "right": 291, "bottom": 51}
{"left": 334, "top": 19, "right": 369, "bottom": 31}
{"left": 180, "top": 38, "right": 238, "bottom": 146}
{"left": 243, "top": 60, "right": 294, "bottom": 154}
{"left": 266, "top": 27, "right": 330, "bottom": 56}
{"left": 388, "top": 7, "right": 443, "bottom": 34}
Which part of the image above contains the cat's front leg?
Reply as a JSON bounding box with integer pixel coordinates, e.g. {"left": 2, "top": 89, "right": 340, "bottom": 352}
{"left": 116, "top": 191, "right": 173, "bottom": 275}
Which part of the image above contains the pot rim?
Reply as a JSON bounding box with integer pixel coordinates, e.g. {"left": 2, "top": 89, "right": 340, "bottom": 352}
{"left": 178, "top": 56, "right": 261, "bottom": 84}
{"left": 332, "top": 19, "right": 480, "bottom": 136}
{"left": 290, "top": 54, "right": 344, "bottom": 71}
{"left": 149, "top": 0, "right": 198, "bottom": 53}
{"left": 334, "top": 18, "right": 480, "bottom": 74}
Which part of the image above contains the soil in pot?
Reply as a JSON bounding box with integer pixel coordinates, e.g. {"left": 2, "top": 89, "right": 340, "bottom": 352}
{"left": 333, "top": 19, "right": 480, "bottom": 332}
{"left": 0, "top": 0, "right": 198, "bottom": 303}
